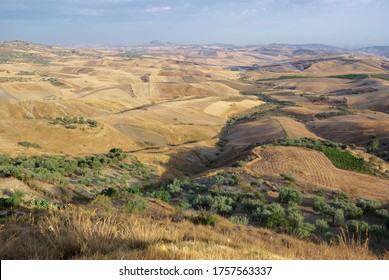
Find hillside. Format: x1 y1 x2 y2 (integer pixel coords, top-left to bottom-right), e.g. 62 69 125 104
0 41 389 260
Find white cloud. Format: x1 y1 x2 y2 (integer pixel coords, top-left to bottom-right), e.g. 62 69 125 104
145 6 171 13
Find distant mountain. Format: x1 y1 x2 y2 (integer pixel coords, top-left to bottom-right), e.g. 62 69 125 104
356 46 389 58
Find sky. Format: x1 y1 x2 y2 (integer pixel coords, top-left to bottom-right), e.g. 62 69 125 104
0 0 388 47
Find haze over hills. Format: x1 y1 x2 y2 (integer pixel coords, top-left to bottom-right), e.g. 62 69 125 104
0 40 389 260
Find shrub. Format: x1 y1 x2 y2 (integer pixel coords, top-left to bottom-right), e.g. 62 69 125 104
213 175 225 187
30 199 58 210
315 219 329 234
334 200 363 219
241 198 264 212
90 195 113 211
192 211 217 226
189 183 208 194
333 190 349 201
192 195 214 210
2 189 26 207
334 209 345 226
212 196 234 215
346 220 369 238
253 203 286 229
280 172 296 183
148 190 171 202
101 187 119 197
125 196 147 213
356 198 382 214
18 141 41 149
367 138 379 153
177 200 191 210
229 215 249 225
166 178 190 196
192 195 234 215
250 178 262 187
375 209 389 228
312 195 328 212
295 222 316 239
279 186 303 205
126 185 143 196
228 173 242 186
285 202 304 231
368 225 389 241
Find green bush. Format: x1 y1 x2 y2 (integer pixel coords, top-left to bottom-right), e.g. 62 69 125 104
212 196 234 215
241 198 264 212
252 203 286 229
126 185 143 196
280 173 296 183
189 183 208 194
192 195 214 210
312 195 329 212
18 141 41 149
228 173 242 186
285 202 304 231
192 211 217 226
356 198 382 214
346 220 369 238
375 209 389 228
279 186 303 205
125 196 147 213
148 190 171 202
368 225 389 241
333 200 363 219
101 187 119 197
334 209 345 226
367 138 379 153
315 219 329 234
229 215 249 225
295 222 316 239
0 189 26 208
250 178 262 187
192 194 234 215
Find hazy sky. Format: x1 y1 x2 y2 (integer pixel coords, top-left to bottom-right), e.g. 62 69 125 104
1 0 388 47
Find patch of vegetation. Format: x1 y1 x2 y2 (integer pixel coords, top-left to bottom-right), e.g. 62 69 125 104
50 116 98 128
0 51 49 64
244 92 296 106
47 77 65 86
314 108 353 119
328 74 369 80
257 75 313 81
372 75 389 81
256 137 375 175
30 199 59 210
17 71 35 75
125 195 147 213
232 155 257 167
280 173 296 183
0 189 26 208
18 141 41 149
229 215 249 225
367 138 379 153
251 203 286 229
355 198 382 214
279 186 302 205
122 50 143 60
0 149 151 195
192 211 217 226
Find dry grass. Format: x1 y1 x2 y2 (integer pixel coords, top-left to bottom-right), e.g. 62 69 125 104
0 206 384 260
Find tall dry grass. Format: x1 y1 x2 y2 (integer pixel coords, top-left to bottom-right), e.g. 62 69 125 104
0 206 385 260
